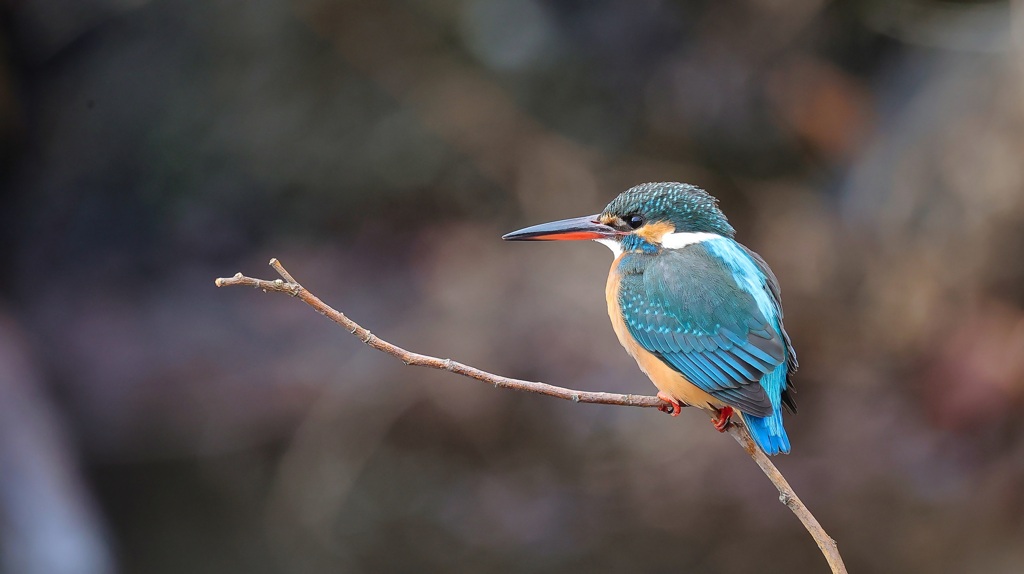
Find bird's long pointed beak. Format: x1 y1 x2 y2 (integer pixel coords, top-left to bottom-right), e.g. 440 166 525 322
502 214 619 241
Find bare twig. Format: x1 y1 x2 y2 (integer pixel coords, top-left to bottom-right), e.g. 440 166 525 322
725 423 846 574
216 258 847 574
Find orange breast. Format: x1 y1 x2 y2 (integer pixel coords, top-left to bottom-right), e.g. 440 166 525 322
605 257 724 412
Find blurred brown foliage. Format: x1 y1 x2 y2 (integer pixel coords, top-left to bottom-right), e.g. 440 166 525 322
1 0 1024 573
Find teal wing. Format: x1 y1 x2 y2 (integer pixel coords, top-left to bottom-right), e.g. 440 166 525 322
741 245 798 412
618 247 786 416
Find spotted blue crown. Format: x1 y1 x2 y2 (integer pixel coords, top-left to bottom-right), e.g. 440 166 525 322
602 182 735 237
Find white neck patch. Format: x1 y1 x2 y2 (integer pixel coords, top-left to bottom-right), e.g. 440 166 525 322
594 238 623 257
595 232 719 256
661 231 719 249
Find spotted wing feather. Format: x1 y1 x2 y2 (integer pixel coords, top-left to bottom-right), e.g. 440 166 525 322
618 248 785 417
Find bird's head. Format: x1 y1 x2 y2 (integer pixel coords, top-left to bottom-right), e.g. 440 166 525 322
503 182 734 254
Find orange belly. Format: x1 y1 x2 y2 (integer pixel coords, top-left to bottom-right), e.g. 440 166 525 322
605 259 724 413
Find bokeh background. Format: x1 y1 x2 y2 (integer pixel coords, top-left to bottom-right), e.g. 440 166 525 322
2 0 1024 572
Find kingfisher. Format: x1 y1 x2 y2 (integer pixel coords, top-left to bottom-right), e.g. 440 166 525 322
503 182 797 455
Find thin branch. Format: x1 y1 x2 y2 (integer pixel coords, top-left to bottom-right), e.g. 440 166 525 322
215 260 664 409
724 423 846 574
216 258 847 574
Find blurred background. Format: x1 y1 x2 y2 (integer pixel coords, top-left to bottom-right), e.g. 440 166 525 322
1 0 1024 572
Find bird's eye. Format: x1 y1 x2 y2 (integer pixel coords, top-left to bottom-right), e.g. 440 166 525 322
627 215 645 229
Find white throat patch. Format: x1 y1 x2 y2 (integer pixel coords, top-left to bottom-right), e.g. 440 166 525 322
661 231 719 249
594 238 623 257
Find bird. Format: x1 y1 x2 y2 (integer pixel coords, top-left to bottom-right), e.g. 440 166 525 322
502 182 797 455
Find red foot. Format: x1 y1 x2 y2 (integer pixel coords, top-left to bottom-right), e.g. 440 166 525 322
712 406 734 432
657 391 682 417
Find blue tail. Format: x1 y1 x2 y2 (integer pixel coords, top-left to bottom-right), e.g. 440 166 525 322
741 339 792 455
742 410 790 455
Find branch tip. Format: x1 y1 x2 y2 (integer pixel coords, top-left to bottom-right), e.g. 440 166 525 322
269 258 298 284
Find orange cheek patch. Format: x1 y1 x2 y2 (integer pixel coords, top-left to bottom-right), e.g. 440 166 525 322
636 221 675 244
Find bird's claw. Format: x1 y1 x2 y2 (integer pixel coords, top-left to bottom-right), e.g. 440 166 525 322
656 391 682 417
712 406 734 432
